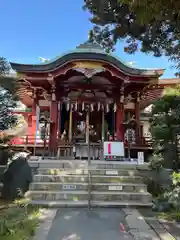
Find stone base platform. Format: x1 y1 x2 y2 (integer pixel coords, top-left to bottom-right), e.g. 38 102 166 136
26 158 151 207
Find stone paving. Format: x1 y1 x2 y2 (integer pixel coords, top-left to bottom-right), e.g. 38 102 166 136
33 209 57 240
160 221 180 240
145 218 176 240
46 208 133 240
123 208 159 240
33 208 180 240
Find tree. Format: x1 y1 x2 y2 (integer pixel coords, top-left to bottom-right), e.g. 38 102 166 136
83 0 180 75
0 57 18 165
149 86 180 171
0 57 18 134
0 57 17 94
0 91 18 131
0 57 10 75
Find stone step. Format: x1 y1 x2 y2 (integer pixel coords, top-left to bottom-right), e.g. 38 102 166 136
26 200 152 207
37 168 140 176
30 182 147 192
29 160 149 170
25 190 151 203
33 174 144 183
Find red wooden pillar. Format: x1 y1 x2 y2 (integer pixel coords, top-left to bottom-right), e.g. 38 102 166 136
135 93 141 143
49 87 58 155
31 91 37 138
57 102 61 138
116 94 124 141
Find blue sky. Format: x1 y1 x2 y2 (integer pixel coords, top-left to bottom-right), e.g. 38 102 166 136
0 0 177 78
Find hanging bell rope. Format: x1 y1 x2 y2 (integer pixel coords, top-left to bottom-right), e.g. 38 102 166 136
82 102 85 111
97 102 101 111
90 103 94 112
75 101 78 111
106 103 109 113
113 103 117 112
66 102 70 111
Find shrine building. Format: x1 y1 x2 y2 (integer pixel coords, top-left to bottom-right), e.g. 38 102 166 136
9 42 177 160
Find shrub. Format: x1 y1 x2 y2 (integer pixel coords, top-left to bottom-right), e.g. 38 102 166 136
165 172 180 210
149 153 163 170
0 202 40 239
146 178 164 197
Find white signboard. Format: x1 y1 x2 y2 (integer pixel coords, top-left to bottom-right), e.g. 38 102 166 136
63 185 76 190
108 186 123 191
106 170 118 175
138 152 144 164
104 141 124 157
72 146 76 153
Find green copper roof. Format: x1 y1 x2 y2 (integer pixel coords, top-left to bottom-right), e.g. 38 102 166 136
39 42 107 65
76 41 105 51
44 42 133 68
10 42 165 76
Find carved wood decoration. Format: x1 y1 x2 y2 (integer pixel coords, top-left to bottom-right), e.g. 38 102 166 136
73 61 105 78
73 68 105 78
73 61 104 69
124 94 133 105
15 59 158 108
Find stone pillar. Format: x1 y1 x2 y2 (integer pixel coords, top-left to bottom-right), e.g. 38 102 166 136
135 92 141 143
116 93 124 141
49 84 58 155
31 90 38 138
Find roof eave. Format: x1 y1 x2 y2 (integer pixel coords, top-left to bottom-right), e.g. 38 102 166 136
158 78 180 85
10 52 165 77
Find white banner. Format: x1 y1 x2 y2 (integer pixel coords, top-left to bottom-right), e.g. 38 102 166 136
104 141 124 157
138 152 144 164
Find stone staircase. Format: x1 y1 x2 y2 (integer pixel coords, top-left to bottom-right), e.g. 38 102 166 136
25 160 152 207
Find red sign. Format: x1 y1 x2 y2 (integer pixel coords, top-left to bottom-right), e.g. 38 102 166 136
108 143 111 154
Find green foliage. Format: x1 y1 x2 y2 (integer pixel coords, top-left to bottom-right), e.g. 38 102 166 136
0 58 10 76
0 76 18 95
149 153 164 170
25 108 32 112
0 202 40 240
0 166 6 181
0 57 18 94
0 91 18 131
165 172 180 210
172 171 180 186
146 177 164 197
83 0 180 75
149 85 180 171
168 212 180 222
0 57 18 145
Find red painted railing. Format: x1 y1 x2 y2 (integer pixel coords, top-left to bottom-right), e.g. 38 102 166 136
9 135 152 147
10 135 49 146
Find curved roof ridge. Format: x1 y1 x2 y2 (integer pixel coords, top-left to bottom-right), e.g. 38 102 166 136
39 48 107 65
39 47 162 72
10 44 165 76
